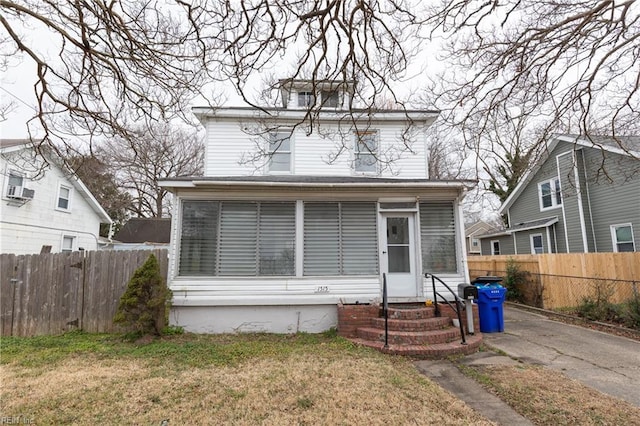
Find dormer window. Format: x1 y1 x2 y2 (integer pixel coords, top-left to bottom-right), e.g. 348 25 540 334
321 90 339 108
297 91 315 108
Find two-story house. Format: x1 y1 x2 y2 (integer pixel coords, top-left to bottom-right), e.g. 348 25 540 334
479 135 639 255
160 80 475 333
1 140 112 254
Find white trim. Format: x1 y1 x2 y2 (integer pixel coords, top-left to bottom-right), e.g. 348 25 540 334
545 226 553 253
513 233 518 255
456 199 470 283
578 149 598 252
530 233 544 254
295 200 304 277
568 150 589 252
610 223 636 253
556 154 571 253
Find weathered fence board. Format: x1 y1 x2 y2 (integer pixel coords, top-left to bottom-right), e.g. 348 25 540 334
468 253 640 309
1 249 168 336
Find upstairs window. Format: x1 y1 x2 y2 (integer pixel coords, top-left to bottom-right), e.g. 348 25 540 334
538 178 562 210
6 172 24 197
57 184 72 211
297 91 315 108
354 131 378 173
321 90 339 108
268 132 292 173
611 224 635 252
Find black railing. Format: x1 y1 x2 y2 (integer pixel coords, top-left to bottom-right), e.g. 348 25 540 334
425 273 466 345
382 273 389 348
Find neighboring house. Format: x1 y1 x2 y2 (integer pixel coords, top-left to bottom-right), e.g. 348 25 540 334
479 134 640 255
108 218 171 250
464 220 500 256
160 79 475 333
1 140 112 255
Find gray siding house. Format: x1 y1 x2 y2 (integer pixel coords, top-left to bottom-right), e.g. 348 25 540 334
479 135 639 255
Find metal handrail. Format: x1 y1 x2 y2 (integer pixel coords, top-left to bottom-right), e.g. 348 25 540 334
382 273 389 348
425 273 466 345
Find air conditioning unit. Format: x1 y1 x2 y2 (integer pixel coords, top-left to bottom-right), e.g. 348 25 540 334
7 186 35 200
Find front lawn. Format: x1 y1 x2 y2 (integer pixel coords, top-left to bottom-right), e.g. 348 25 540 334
0 331 490 425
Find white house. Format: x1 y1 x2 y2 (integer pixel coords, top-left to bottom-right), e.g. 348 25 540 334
1 140 112 255
160 80 475 333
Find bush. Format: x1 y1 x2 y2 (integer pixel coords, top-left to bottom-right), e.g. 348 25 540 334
114 254 172 335
623 294 640 329
504 258 527 302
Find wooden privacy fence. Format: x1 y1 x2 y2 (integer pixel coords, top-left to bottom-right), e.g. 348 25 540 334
468 253 640 309
0 249 168 337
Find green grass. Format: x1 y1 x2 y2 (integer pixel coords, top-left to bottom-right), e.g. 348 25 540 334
0 329 362 369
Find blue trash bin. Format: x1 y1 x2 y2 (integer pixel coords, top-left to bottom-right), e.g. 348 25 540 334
472 277 507 333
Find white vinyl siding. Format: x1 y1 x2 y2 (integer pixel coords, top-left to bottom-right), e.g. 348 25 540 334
419 201 457 273
303 202 378 276
179 201 296 276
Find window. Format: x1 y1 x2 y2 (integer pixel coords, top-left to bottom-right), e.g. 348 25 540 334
321 90 339 108
471 238 479 248
531 234 544 254
6 172 24 197
61 236 75 252
57 185 72 210
297 91 315 107
611 224 635 252
303 202 378 275
354 131 378 173
538 178 562 210
420 202 457 273
179 201 295 276
491 240 501 255
268 132 291 173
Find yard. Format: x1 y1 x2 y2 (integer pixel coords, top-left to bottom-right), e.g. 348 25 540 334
0 331 488 425
2 331 639 425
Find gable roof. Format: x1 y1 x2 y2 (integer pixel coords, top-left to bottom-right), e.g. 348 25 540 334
1 139 112 224
499 134 640 214
465 220 501 237
113 218 171 243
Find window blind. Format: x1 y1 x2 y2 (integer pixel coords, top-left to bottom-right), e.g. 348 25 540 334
419 201 457 274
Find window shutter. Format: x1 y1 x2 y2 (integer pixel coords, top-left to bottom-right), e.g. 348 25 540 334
304 202 340 275
259 202 296 275
179 201 219 276
420 202 457 273
218 202 258 275
341 202 378 274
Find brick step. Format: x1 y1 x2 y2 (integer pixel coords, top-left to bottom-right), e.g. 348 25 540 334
370 316 451 331
356 327 460 345
348 333 483 359
387 306 436 320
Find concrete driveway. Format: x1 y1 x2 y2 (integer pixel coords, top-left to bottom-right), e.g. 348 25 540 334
484 305 640 407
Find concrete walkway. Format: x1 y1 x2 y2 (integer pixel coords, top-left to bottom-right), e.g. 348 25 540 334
416 305 640 425
484 305 640 407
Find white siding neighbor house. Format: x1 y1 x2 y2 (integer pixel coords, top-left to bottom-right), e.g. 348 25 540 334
161 80 474 333
1 140 112 255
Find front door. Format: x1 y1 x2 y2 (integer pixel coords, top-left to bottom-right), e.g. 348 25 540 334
382 214 418 298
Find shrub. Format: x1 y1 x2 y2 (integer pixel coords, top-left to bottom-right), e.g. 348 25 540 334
623 294 640 329
114 254 172 335
504 258 527 302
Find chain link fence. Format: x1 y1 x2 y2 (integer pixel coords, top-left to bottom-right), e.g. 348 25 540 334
469 268 640 330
